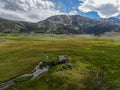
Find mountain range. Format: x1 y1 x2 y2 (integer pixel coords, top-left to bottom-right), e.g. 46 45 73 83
0 15 119 35
98 17 120 25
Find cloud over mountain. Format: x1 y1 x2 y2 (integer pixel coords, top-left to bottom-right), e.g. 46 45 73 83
79 0 120 18
1 0 54 11
0 0 119 22
0 0 77 22
0 0 60 22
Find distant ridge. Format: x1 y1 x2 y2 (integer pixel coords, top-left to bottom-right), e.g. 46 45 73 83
98 17 120 25
0 15 119 35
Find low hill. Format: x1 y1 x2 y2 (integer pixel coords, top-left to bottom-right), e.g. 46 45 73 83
0 18 25 33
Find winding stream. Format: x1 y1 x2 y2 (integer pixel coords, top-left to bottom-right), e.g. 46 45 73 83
0 52 49 90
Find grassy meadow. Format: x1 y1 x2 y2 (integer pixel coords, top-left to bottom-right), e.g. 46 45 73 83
0 35 120 90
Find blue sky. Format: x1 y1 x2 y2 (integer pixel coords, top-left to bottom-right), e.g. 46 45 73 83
0 0 120 22
51 0 120 19
51 0 100 18
51 0 81 12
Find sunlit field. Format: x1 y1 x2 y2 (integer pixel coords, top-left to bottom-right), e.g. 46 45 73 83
0 35 120 90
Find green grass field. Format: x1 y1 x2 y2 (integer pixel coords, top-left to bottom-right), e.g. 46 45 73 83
0 35 120 90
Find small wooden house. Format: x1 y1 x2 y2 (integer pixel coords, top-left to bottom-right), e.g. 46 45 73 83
58 55 69 63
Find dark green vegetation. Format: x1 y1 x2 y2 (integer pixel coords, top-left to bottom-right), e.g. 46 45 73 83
0 15 119 35
0 35 120 90
103 28 120 36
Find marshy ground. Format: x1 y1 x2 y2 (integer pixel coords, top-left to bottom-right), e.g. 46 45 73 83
0 35 120 90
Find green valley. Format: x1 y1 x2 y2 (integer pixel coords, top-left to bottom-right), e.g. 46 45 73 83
0 35 120 90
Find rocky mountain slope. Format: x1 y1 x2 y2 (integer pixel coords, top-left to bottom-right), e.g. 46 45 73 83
98 17 120 26
0 15 119 35
0 18 38 33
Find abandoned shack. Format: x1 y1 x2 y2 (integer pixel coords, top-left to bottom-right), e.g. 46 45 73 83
58 55 69 63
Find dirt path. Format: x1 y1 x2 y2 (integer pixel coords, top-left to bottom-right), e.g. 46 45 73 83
0 52 49 90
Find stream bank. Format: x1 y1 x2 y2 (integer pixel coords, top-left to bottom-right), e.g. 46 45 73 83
0 52 49 90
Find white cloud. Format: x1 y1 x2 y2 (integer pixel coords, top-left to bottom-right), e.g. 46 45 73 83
67 10 78 15
78 0 120 18
0 8 66 22
0 0 77 22
1 0 54 11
